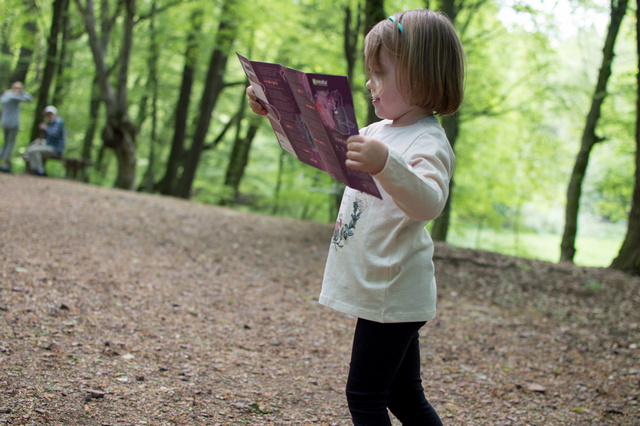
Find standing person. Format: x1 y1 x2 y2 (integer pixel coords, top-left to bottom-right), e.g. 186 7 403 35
247 9 465 425
25 106 66 176
0 81 33 173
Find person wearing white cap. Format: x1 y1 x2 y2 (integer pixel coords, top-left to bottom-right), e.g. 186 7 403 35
24 105 66 176
0 81 33 173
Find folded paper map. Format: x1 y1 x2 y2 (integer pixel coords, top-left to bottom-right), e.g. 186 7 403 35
237 52 381 199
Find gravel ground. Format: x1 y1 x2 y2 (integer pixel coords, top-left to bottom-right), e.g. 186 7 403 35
1 173 639 425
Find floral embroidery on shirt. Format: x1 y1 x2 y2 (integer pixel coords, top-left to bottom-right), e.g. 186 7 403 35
332 193 367 249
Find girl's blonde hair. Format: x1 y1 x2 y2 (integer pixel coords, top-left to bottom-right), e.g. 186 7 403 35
364 9 465 116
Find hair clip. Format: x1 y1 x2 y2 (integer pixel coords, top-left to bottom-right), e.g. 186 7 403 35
388 16 403 33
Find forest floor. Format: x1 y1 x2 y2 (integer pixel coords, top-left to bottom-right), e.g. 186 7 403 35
0 173 639 425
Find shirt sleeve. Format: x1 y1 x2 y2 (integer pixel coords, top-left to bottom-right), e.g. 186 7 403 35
0 92 33 103
372 133 454 222
1 92 16 103
19 92 33 102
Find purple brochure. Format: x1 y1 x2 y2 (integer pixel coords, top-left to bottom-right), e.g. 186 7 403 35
237 52 381 199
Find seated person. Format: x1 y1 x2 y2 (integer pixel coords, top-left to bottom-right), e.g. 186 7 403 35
24 105 65 176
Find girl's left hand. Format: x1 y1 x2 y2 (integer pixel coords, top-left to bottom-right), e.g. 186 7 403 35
246 86 268 116
345 135 388 175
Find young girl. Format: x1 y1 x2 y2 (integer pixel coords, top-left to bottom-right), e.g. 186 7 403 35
248 9 464 425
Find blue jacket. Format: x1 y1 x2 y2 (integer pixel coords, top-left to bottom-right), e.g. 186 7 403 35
44 116 66 157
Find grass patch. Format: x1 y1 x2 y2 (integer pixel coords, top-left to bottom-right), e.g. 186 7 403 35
446 224 623 267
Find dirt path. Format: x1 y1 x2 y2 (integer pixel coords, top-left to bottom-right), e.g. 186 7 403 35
1 174 638 425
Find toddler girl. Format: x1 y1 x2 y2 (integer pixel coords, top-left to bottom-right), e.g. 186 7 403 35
248 9 465 425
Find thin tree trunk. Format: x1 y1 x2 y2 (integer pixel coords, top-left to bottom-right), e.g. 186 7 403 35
0 21 12 88
176 0 239 199
141 0 159 193
112 0 137 189
10 45 34 89
344 2 362 89
610 2 640 273
157 8 203 196
10 0 38 84
76 0 137 189
560 0 628 262
337 3 363 212
52 0 72 107
134 76 149 131
272 150 287 215
81 76 100 165
363 0 385 125
224 95 260 203
431 113 459 241
430 0 460 242
30 0 68 142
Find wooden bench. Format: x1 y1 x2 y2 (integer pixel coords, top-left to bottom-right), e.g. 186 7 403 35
23 155 92 181
61 158 92 180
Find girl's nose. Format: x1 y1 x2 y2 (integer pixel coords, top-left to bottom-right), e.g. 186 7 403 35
366 79 371 90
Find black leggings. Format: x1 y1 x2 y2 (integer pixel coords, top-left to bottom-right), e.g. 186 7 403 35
346 318 442 426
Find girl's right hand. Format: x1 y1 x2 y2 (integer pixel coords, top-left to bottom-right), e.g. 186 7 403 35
246 86 268 116
346 135 388 175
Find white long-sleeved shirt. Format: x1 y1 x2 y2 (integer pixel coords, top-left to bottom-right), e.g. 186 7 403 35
319 116 455 323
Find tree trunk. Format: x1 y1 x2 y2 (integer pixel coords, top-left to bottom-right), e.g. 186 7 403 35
10 0 38 84
338 3 363 211
107 125 136 188
344 3 362 88
560 0 628 262
1 0 36 88
30 0 68 142
11 45 34 88
76 0 137 189
112 0 137 189
81 76 100 165
272 150 287 215
156 8 203 196
431 113 459 241
224 96 260 203
141 0 159 193
176 0 239 199
363 0 385 125
52 0 72 107
224 120 260 202
610 159 640 272
0 22 12 89
430 0 460 242
610 3 640 274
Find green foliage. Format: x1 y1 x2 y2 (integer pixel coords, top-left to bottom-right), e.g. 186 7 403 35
586 143 634 221
452 3 569 234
